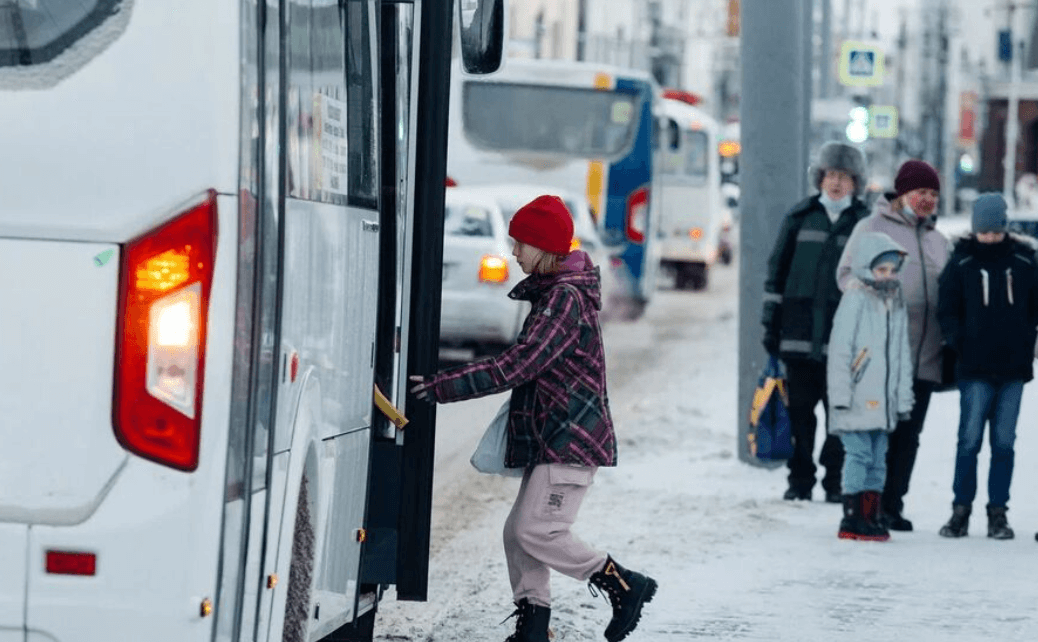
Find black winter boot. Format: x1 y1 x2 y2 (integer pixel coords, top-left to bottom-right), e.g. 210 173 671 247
939 504 971 538
838 493 888 541
986 505 1015 540
588 556 657 642
862 491 890 540
783 485 811 501
503 598 550 642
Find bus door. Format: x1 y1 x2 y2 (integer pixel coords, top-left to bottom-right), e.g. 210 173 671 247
216 1 382 640
268 0 381 638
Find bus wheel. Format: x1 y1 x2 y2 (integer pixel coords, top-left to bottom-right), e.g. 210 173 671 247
283 476 315 642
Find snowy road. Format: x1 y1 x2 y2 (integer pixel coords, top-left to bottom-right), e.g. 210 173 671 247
374 259 1038 642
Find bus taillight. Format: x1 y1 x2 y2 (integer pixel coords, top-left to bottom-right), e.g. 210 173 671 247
625 186 649 244
113 191 218 472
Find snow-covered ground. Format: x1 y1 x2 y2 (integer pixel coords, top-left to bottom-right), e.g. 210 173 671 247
374 259 1038 642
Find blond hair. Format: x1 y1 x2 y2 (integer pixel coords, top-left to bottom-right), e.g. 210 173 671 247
531 248 565 275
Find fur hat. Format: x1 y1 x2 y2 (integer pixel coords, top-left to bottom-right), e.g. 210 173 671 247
894 159 940 198
508 195 574 255
811 142 867 196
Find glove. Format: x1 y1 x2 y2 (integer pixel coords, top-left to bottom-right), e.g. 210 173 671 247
897 411 911 422
762 330 780 355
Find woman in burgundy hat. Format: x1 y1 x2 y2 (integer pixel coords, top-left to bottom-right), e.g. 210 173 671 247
410 195 656 642
836 159 951 532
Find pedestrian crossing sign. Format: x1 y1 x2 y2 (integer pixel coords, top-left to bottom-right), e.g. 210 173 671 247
868 106 898 138
839 41 885 87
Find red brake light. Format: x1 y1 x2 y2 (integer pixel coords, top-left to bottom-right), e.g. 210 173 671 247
46 551 97 576
113 190 218 471
626 186 649 244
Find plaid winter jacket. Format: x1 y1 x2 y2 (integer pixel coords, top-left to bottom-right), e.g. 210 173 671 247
429 251 617 468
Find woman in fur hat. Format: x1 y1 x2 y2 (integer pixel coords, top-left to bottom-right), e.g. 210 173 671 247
761 141 870 503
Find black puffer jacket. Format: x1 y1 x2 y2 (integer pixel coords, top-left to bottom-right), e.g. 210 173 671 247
937 235 1038 383
762 194 869 361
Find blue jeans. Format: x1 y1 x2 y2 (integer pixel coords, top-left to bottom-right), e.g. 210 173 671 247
952 379 1023 508
839 431 888 495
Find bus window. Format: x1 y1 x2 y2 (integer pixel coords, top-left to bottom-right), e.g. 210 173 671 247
0 0 124 67
0 0 131 89
684 130 708 178
462 82 640 160
286 0 377 208
659 118 683 176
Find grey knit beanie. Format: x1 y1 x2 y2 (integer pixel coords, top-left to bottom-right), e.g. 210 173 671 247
971 193 1008 233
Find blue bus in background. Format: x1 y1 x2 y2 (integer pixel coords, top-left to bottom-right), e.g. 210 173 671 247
447 58 661 319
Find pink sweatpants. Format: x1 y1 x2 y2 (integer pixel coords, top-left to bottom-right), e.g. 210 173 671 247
502 463 608 607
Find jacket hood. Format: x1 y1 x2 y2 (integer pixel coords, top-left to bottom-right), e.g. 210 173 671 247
509 250 603 310
874 193 937 230
850 232 909 283
952 233 1037 260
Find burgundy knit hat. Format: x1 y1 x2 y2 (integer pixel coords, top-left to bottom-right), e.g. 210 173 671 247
894 160 940 198
508 195 574 255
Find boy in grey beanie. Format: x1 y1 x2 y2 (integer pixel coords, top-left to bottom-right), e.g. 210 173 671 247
936 192 1038 540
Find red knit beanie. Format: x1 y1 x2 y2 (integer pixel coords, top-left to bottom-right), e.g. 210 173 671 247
894 160 940 198
508 195 574 255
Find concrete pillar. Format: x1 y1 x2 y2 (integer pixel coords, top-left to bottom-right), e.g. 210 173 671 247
738 0 812 464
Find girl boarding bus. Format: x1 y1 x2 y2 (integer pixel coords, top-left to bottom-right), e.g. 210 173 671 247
446 58 662 318
0 0 501 640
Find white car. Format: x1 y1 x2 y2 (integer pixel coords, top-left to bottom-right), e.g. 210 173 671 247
440 187 529 354
474 183 624 318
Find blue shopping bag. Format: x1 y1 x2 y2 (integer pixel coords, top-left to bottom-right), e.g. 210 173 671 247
748 355 794 460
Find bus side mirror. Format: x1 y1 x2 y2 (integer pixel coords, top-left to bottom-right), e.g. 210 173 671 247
459 0 505 74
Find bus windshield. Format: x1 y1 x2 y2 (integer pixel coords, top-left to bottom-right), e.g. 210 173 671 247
463 81 640 159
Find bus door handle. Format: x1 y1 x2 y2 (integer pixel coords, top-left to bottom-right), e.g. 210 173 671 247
362 219 379 233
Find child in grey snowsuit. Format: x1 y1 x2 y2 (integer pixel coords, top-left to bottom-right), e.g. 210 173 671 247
827 232 914 541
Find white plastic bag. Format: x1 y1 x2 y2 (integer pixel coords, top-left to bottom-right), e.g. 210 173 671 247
470 400 524 477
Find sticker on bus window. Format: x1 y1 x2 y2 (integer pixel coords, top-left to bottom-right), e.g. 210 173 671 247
313 93 349 197
611 101 633 125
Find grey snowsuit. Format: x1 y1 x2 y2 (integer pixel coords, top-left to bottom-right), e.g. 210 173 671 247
828 233 915 494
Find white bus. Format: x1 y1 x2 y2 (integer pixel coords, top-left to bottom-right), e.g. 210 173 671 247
0 1 501 641
654 92 728 290
446 57 663 318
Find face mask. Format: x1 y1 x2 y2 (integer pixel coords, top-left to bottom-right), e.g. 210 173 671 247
864 278 900 293
820 192 851 213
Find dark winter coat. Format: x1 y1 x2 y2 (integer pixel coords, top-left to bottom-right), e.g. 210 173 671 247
937 235 1038 383
762 194 869 361
429 251 617 468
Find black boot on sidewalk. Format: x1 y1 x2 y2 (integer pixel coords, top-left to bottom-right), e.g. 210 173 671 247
503 598 550 642
862 491 890 540
838 493 888 541
588 556 657 642
939 504 971 538
987 505 1015 540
